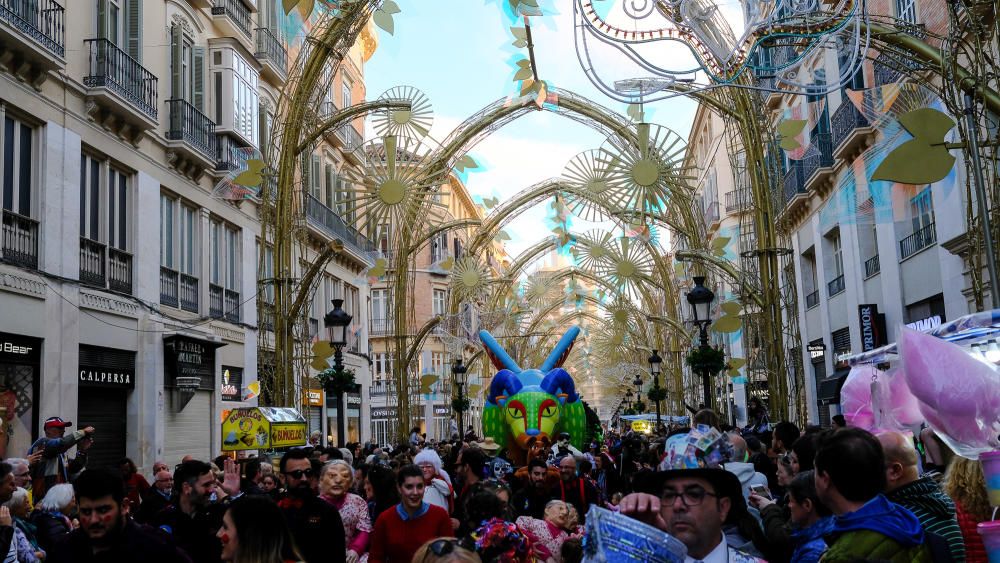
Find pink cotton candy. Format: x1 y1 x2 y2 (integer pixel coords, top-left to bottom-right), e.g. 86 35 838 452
884 367 924 427
899 327 1000 457
840 364 877 430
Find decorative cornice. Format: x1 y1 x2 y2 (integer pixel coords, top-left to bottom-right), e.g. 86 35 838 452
80 290 140 317
210 322 246 343
0 270 46 298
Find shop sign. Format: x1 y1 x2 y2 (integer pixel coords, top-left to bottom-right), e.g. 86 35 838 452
164 335 224 389
221 367 243 402
807 343 826 360
222 407 307 451
0 333 40 363
303 389 323 407
78 369 134 389
906 315 942 331
78 345 136 390
347 394 362 406
631 420 652 434
371 406 398 419
857 304 887 352
433 404 450 416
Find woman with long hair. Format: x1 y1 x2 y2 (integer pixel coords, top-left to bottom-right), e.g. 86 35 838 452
361 463 399 528
943 456 990 562
318 460 372 563
217 495 302 563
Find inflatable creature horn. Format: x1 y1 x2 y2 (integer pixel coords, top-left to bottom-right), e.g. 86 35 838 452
479 330 522 373
540 327 582 372
539 368 580 404
487 369 523 406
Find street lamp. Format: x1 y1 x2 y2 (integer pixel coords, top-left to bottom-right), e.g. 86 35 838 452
648 349 663 430
451 357 467 437
686 276 716 409
324 298 352 447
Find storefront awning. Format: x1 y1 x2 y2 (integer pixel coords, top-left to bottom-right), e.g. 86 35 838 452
222 407 307 451
817 369 850 406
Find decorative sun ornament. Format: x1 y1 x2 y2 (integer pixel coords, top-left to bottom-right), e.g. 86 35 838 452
598 123 695 215
348 135 444 236
562 149 618 221
449 256 492 303
592 325 634 363
604 296 640 331
570 229 615 273
523 272 561 305
596 236 654 299
373 86 434 139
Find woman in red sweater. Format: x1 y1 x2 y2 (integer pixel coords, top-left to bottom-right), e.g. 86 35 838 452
370 465 453 563
943 456 990 562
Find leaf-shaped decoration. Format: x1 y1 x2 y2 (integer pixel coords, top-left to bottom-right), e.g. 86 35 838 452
627 103 644 122
719 300 742 316
514 66 533 81
777 119 807 151
710 237 731 251
712 315 742 333
296 0 315 19
520 79 541 97
381 0 401 14
495 230 512 241
535 82 548 109
368 258 387 278
439 257 455 271
871 108 957 184
726 357 746 377
373 9 394 34
310 341 333 371
511 26 528 48
233 159 265 187
419 373 440 394
467 384 481 397
283 0 301 14
455 155 478 173
674 263 686 277
482 196 499 209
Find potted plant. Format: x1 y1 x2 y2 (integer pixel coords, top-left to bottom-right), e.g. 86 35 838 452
685 346 727 375
318 367 356 395
451 397 471 413
647 386 668 403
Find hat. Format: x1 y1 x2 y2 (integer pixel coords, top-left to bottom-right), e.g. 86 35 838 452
476 437 502 452
43 417 72 430
633 467 747 523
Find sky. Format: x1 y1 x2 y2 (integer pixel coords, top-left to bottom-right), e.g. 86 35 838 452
362 0 698 261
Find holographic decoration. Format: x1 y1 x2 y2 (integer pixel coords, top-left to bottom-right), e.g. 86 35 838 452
212 147 264 200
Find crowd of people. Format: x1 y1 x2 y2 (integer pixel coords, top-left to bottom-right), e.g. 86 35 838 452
0 406 990 562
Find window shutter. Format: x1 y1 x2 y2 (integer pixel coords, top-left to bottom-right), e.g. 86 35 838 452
301 152 311 193
311 155 321 198
97 0 108 40
324 164 334 208
170 24 182 101
125 0 142 61
193 46 206 112
259 107 270 158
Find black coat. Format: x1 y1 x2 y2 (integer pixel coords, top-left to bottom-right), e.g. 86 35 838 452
29 510 71 552
276 489 346 563
47 520 192 563
134 490 171 524
150 502 226 563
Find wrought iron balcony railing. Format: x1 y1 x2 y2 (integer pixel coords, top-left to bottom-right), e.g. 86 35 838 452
864 254 880 278
783 160 806 204
335 122 363 152
801 132 833 184
1 210 38 269
160 266 199 312
83 38 158 120
160 267 179 308
370 317 394 336
724 189 751 213
254 27 287 77
210 283 242 322
0 0 64 57
304 193 376 254
166 98 218 161
899 222 937 260
831 100 870 155
805 290 819 309
212 0 252 38
79 238 106 287
827 274 845 297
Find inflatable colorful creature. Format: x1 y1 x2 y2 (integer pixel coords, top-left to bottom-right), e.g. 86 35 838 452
480 327 587 465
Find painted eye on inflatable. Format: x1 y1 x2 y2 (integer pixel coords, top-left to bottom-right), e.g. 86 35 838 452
540 404 557 418
508 406 525 419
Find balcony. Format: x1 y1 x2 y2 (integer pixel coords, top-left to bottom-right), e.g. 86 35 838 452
160 266 199 313
827 274 845 297
831 100 873 161
370 318 392 336
304 193 377 257
166 98 218 176
1 210 37 269
0 0 64 87
724 190 751 214
899 222 937 260
83 38 158 141
782 161 806 205
209 284 241 323
805 290 819 309
216 133 242 173
79 238 105 287
254 27 287 83
703 201 720 228
801 132 834 191
334 122 364 159
211 0 252 40
864 255 880 278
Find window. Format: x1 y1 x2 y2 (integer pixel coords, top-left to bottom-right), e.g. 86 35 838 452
324 163 335 208
376 223 392 254
895 0 917 24
828 230 843 279
345 283 359 350
80 154 129 250
341 76 352 110
910 187 934 232
258 241 274 303
374 352 393 381
210 219 240 290
1 114 34 217
302 152 321 200
211 48 260 146
336 176 353 222
432 288 446 316
431 232 448 263
430 352 446 376
160 194 198 276
372 289 388 325
170 25 204 110
97 0 141 60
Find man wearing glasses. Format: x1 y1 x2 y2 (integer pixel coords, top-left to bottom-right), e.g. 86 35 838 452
621 467 763 562
135 469 173 523
276 449 346 563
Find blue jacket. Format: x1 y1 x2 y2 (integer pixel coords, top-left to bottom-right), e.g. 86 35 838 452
821 495 931 562
790 516 832 563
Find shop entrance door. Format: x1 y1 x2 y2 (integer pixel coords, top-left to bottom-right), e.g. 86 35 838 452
77 387 127 470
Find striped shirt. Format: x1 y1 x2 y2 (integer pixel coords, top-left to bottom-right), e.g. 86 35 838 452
888 476 966 562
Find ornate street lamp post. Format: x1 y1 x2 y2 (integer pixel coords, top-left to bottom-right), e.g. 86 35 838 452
451 358 468 437
686 276 716 409
324 299 352 447
648 349 663 430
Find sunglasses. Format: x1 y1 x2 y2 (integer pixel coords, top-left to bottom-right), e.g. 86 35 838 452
284 469 313 479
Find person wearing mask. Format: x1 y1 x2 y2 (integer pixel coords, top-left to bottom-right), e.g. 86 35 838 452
216 495 302 563
878 431 965 562
118 457 150 509
4 487 42 562
276 448 346 563
27 418 93 500
943 456 990 562
46 469 189 562
620 467 764 562
369 465 452 563
553 456 597 525
515 500 571 562
512 459 552 519
814 428 934 562
151 459 241 563
319 460 371 563
136 469 173 523
414 449 453 513
29 484 75 552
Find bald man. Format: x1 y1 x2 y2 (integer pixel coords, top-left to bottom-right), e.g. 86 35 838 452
877 431 965 562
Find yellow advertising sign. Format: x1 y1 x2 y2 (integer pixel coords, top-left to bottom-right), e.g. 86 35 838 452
631 420 652 434
222 407 307 451
303 388 323 407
